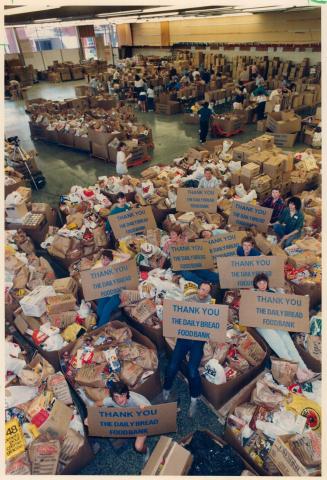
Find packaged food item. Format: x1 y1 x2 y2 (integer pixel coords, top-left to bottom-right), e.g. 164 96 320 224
29 439 61 475
237 332 266 366
5 418 26 461
6 452 31 475
47 373 73 405
104 347 121 374
288 430 321 467
285 393 321 432
204 359 226 385
271 357 298 386
227 348 250 373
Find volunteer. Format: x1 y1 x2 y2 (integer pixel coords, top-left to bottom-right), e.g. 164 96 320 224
162 226 183 254
89 76 99 96
272 196 304 248
239 66 249 83
116 142 132 176
255 73 264 87
92 381 151 462
138 89 147 112
134 75 144 98
9 78 21 100
146 84 155 111
251 84 268 121
262 188 285 224
199 227 228 239
198 102 213 144
252 273 315 382
198 167 220 189
236 236 261 256
163 282 212 417
105 192 132 241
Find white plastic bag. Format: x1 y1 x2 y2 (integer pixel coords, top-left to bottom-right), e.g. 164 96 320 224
204 359 226 385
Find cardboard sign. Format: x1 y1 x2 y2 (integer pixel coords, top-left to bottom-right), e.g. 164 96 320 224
80 259 138 301
5 418 25 461
204 231 247 259
217 256 285 289
87 402 177 438
228 200 272 232
239 290 309 333
169 241 214 270
163 299 228 342
108 206 156 238
176 188 219 213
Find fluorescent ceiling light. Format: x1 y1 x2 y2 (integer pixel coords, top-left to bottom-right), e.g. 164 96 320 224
218 12 253 16
96 10 144 17
142 11 179 16
34 17 60 23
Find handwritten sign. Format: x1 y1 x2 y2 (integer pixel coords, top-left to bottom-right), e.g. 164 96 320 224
176 188 219 213
80 259 138 301
163 299 228 342
228 200 272 232
169 241 214 270
108 206 156 238
217 256 285 288
87 402 177 437
239 290 309 333
204 231 247 259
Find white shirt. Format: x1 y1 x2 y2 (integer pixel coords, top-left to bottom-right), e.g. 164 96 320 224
135 79 144 88
116 150 128 175
192 71 200 80
147 88 154 98
198 176 220 189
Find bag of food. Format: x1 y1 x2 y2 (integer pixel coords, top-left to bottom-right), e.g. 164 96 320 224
131 299 157 323
288 430 321 467
29 439 61 475
120 290 141 307
200 342 214 366
106 325 132 343
59 428 85 470
75 363 107 388
51 236 72 256
93 225 108 248
237 332 266 366
251 377 288 409
84 386 109 402
120 361 144 387
271 356 298 386
212 342 230 364
234 403 257 424
132 345 158 371
13 266 29 289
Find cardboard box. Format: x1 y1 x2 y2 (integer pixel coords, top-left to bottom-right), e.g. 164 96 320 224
5 179 26 198
31 203 56 225
45 129 59 144
256 120 267 132
270 132 297 148
250 174 272 193
142 436 192 475
266 111 301 133
269 435 311 476
246 150 271 168
5 201 28 221
262 157 283 179
254 134 274 150
46 294 76 314
231 171 241 186
74 136 91 152
241 163 260 179
87 129 118 146
52 277 78 296
91 142 109 160
20 285 56 317
57 131 75 147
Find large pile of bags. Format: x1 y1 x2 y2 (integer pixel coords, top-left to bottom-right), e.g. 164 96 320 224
5 337 92 475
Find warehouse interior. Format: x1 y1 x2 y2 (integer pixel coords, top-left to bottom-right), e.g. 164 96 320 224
4 1 322 477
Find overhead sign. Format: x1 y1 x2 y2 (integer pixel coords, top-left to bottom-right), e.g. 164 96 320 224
228 200 272 232
239 290 309 333
217 255 285 289
169 241 214 270
176 188 219 213
163 299 228 342
108 206 156 238
87 402 177 437
80 259 139 301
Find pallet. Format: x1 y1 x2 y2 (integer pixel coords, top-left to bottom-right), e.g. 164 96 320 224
211 126 244 138
127 154 151 167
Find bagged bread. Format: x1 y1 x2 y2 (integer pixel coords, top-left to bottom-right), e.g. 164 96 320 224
132 345 158 371
120 361 144 387
237 332 266 366
271 356 298 386
75 363 107 388
84 386 109 402
106 325 132 343
58 428 85 470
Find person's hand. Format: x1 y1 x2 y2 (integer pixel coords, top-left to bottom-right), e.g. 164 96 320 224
95 400 103 407
139 404 148 410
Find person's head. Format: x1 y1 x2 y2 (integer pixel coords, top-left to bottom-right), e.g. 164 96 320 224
200 230 213 239
203 101 209 108
241 236 255 255
169 226 182 242
197 282 211 299
117 192 127 206
109 381 130 406
253 273 269 291
135 74 140 81
288 196 301 212
271 188 281 200
101 249 114 266
204 167 213 180
118 141 126 153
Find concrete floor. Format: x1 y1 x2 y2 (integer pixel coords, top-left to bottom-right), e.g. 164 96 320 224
5 79 309 206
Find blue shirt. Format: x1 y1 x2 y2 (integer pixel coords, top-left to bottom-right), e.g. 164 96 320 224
237 246 261 256
105 204 131 233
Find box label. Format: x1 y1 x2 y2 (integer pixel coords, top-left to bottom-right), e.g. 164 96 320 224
176 188 219 213
228 200 272 232
6 418 26 461
87 402 177 437
217 256 285 288
80 259 138 301
169 241 214 270
108 206 156 238
163 299 228 342
239 290 309 332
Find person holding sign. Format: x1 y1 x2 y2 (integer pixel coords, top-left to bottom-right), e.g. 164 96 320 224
162 226 183 254
252 273 315 382
236 236 261 257
105 193 132 238
116 143 132 176
272 196 304 248
91 381 151 462
163 282 212 418
261 188 285 224
198 167 221 189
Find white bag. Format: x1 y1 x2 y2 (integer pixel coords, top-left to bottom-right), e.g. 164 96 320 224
204 359 226 385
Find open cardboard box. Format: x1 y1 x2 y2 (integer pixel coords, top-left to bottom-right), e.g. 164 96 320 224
59 319 162 402
142 436 193 476
125 313 166 352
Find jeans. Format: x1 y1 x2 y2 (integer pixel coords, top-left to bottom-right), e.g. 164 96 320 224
147 97 154 110
256 328 307 369
176 269 219 286
97 294 121 327
164 338 205 398
273 223 301 247
199 121 209 143
256 101 266 120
